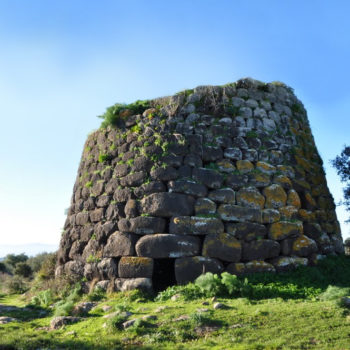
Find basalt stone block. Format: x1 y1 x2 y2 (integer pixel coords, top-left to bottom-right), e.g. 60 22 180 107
169 216 224 235
103 232 138 257
194 198 217 215
236 187 265 209
136 234 200 258
202 146 223 162
90 208 105 223
150 166 178 181
208 188 235 204
269 221 303 240
226 222 267 241
96 221 117 243
263 184 287 209
168 180 207 197
202 233 241 262
97 258 118 279
175 256 224 284
224 147 242 160
76 212 89 225
114 278 153 293
64 260 84 277
261 209 280 224
226 262 246 276
244 260 275 274
118 257 154 278
242 240 280 261
134 181 166 198
269 256 308 272
192 168 224 189
291 235 318 257
141 193 195 217
303 223 323 240
225 174 248 189
129 216 166 235
218 204 261 223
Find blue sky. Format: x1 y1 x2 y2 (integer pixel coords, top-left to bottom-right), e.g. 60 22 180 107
0 0 350 256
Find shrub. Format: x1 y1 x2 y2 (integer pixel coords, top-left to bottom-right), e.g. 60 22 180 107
98 100 151 128
27 252 53 273
53 283 82 316
195 272 223 296
30 289 53 308
4 253 28 269
5 275 28 294
14 262 32 278
319 285 350 301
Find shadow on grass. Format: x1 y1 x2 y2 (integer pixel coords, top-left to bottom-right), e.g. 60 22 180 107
0 303 50 321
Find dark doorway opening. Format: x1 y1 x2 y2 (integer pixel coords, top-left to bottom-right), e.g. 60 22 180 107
152 258 176 292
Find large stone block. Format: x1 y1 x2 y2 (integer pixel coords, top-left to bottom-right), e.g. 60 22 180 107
118 257 154 278
236 187 265 209
226 222 267 241
118 216 166 235
218 204 261 222
103 232 138 257
263 184 287 209
242 239 280 261
192 168 224 189
269 221 303 240
169 216 224 235
135 234 201 258
168 180 208 197
175 256 224 284
202 233 241 262
114 278 153 293
208 188 236 204
291 235 318 257
141 193 195 217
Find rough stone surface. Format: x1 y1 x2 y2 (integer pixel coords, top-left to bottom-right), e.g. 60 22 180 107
202 233 241 262
175 256 224 284
57 78 343 288
135 234 200 258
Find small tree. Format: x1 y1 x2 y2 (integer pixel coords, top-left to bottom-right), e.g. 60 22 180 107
332 145 350 221
14 262 32 278
4 253 28 269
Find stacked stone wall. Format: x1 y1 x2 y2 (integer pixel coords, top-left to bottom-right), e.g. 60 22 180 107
56 78 344 292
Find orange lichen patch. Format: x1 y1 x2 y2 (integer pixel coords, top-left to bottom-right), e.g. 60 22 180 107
298 209 316 222
236 160 254 173
287 189 301 208
305 192 317 208
293 178 311 191
263 184 287 209
216 159 236 173
294 155 312 172
203 233 241 251
119 256 153 266
236 187 265 209
269 221 303 240
256 161 276 175
273 175 292 189
279 206 298 220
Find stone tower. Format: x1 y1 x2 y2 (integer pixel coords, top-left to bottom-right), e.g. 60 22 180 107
56 78 344 292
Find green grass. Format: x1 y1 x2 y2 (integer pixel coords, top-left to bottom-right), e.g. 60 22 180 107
1 255 350 349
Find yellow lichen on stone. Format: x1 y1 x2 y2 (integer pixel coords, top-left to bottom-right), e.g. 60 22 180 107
287 189 301 208
216 159 236 172
294 155 312 172
298 209 316 222
256 161 276 175
273 175 292 189
236 187 265 209
276 165 295 178
120 256 152 266
269 220 303 240
249 172 271 186
279 206 298 220
263 184 287 209
236 160 254 173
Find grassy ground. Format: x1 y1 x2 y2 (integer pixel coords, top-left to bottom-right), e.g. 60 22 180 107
1 255 350 350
